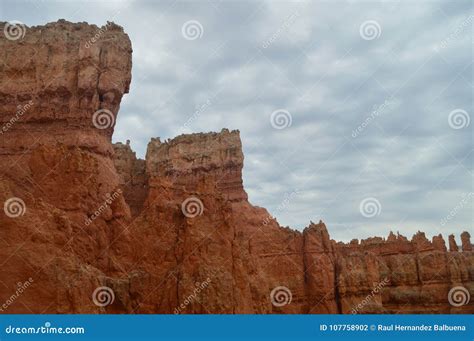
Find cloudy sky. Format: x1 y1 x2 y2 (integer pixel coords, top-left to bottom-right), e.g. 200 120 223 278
2 0 472 241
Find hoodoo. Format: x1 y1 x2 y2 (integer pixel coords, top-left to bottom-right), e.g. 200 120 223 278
0 21 472 314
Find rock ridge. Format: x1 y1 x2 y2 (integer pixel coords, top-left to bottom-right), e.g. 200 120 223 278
0 20 472 314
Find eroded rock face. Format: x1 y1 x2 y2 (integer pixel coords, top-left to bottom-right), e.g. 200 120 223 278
0 20 473 314
145 130 248 202
336 232 473 313
0 19 132 213
113 141 148 216
0 20 132 314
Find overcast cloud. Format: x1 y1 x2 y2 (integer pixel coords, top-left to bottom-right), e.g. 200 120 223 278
2 0 472 241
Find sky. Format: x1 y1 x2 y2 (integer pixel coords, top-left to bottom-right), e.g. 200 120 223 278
1 0 472 242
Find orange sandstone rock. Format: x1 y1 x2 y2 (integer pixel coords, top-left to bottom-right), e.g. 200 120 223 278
0 20 472 315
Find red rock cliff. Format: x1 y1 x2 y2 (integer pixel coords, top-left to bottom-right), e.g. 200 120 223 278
0 21 472 314
0 20 132 313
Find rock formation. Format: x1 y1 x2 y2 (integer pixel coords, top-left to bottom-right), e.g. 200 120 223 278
461 232 472 252
0 20 473 314
0 19 133 313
